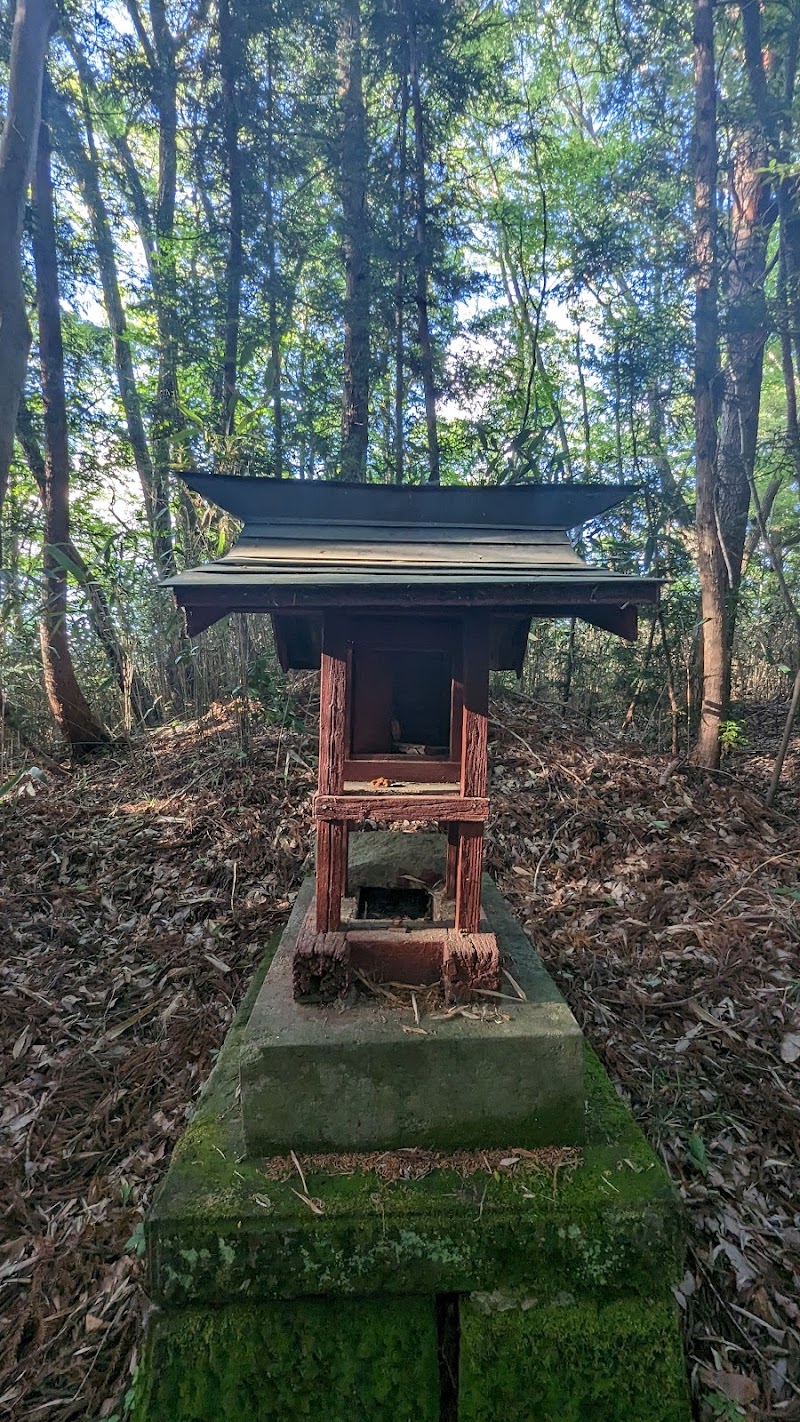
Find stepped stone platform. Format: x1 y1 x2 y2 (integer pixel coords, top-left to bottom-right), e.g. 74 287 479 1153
134 884 690 1421
239 841 584 1153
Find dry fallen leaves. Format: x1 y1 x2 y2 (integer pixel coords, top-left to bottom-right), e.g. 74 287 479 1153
0 691 797 1422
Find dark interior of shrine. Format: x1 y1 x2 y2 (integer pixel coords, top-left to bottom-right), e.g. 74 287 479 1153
350 648 453 757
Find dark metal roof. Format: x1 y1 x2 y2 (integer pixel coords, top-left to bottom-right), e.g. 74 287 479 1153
178 471 640 530
165 474 660 640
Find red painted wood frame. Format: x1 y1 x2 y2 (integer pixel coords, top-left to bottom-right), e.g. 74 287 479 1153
316 620 348 932
342 616 463 784
454 612 489 932
314 612 491 935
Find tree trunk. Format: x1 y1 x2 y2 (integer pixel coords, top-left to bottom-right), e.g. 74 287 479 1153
338 0 370 481
265 14 284 474
17 399 159 726
219 0 243 438
47 81 168 572
32 121 109 754
0 0 53 522
149 0 181 574
394 71 409 485
406 0 439 483
715 112 776 672
693 0 725 769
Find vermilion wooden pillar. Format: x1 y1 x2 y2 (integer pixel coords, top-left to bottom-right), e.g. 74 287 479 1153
455 612 489 932
316 619 348 932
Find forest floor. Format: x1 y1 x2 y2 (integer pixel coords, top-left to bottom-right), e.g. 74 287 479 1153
0 688 798 1422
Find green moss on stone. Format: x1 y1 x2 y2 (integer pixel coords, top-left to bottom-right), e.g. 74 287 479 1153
148 1028 683 1307
133 1297 439 1422
459 1295 690 1422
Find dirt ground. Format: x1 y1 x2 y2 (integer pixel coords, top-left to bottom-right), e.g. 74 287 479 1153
1 690 798 1421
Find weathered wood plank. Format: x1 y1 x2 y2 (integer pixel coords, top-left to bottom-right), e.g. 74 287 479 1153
315 794 488 822
315 820 347 932
454 821 484 932
318 619 348 796
347 929 445 985
443 929 500 1002
343 757 461 784
461 611 489 798
292 913 351 1001
446 822 459 898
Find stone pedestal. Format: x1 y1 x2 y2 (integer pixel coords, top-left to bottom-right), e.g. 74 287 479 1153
239 861 584 1154
134 911 689 1420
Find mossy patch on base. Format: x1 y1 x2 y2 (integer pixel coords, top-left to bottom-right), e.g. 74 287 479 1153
133 1297 439 1422
459 1295 689 1422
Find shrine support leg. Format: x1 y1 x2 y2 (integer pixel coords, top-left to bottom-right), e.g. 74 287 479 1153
316 618 348 933
315 820 348 933
454 822 484 932
455 613 489 933
446 822 459 898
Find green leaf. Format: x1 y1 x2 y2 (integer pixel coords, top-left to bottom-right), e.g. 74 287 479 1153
0 770 26 802
773 886 800 901
44 544 87 581
125 1221 146 1256
687 1132 708 1176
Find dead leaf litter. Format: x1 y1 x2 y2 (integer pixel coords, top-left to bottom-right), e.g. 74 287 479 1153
0 691 798 1420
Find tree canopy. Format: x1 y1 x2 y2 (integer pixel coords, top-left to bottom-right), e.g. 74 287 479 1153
0 0 798 772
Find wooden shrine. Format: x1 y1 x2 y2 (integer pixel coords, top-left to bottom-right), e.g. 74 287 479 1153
167 474 660 1003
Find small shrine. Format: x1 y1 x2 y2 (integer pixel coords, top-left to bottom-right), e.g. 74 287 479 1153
134 475 689 1422
168 474 659 1015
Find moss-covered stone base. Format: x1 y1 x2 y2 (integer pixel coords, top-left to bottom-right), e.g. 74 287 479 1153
134 913 690 1421
133 1297 439 1422
460 1296 689 1422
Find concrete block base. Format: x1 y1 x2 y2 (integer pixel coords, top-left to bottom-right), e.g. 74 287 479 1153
240 859 584 1153
134 962 689 1420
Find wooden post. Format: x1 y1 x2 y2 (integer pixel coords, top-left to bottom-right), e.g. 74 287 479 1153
446 821 459 898
316 618 348 932
455 612 489 931
315 820 348 932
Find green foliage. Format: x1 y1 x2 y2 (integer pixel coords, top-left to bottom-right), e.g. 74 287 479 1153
1 0 799 750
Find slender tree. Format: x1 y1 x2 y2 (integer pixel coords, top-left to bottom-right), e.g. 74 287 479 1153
338 0 371 481
31 119 109 753
0 0 53 524
693 0 725 768
219 0 243 438
405 0 440 483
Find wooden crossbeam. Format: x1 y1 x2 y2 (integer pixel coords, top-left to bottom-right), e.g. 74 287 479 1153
315 794 488 823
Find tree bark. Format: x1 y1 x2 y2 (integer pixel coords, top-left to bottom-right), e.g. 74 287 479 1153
714 0 778 672
394 71 409 485
32 121 109 754
46 81 169 572
0 0 53 523
406 0 440 483
338 0 370 481
139 0 181 574
219 0 243 438
265 12 283 474
17 399 159 726
693 0 725 768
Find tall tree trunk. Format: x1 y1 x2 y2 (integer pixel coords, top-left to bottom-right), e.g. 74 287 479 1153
713 0 778 677
32 121 109 754
17 399 159 726
406 0 439 483
338 0 370 481
693 0 725 768
47 81 169 573
0 0 53 523
265 13 283 475
147 0 182 573
715 135 773 667
219 0 242 438
394 71 409 485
